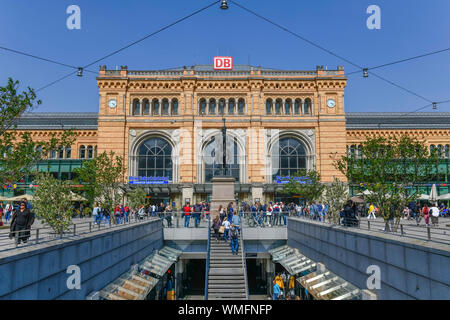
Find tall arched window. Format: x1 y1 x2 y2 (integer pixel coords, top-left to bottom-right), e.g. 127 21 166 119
152 99 159 115
79 145 86 159
50 149 57 159
162 99 169 115
204 137 240 182
294 99 301 115
266 99 273 114
143 99 150 115
272 137 307 181
218 99 225 115
137 137 173 181
275 99 282 114
132 99 141 115
209 99 216 114
87 146 93 159
171 99 178 115
437 145 444 158
304 98 312 115
199 98 207 115
445 145 449 159
285 99 292 115
58 146 64 159
238 99 245 114
65 146 72 159
228 99 235 114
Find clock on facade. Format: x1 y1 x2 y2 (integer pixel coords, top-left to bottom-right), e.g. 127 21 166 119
327 99 336 108
108 99 117 108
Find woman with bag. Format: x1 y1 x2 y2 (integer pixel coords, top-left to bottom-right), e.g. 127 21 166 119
212 216 221 242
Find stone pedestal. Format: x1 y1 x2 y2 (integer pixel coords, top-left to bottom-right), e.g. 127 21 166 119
210 177 236 218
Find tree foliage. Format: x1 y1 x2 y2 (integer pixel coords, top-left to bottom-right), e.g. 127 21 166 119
127 186 147 211
33 173 73 235
0 78 75 183
74 151 126 221
282 169 325 204
334 135 439 228
321 177 348 224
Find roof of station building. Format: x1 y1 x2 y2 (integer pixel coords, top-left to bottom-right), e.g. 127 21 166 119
10 112 450 130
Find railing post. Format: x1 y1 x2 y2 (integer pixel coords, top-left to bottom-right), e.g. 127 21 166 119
400 224 404 236
427 226 431 240
89 222 92 233
368 220 370 231
35 228 40 244
73 224 76 236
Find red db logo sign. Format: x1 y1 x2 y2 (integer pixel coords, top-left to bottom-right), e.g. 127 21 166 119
213 56 233 70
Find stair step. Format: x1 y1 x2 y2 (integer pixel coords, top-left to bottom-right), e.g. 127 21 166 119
208 280 246 285
208 288 246 293
208 284 246 289
209 268 244 276
208 276 245 280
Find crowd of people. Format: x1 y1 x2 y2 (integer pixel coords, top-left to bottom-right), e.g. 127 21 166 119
272 272 298 300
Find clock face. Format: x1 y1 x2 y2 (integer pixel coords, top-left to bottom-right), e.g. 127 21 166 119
327 99 336 108
108 99 117 108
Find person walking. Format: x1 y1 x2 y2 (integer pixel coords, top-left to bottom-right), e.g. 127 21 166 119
367 203 376 219
92 203 101 225
423 204 430 226
5 201 12 223
183 203 191 228
229 224 239 255
218 205 226 223
430 204 440 227
9 202 35 247
212 216 221 242
222 217 231 242
232 211 241 234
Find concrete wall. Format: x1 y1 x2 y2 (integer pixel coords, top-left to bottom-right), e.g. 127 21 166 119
287 218 450 300
0 219 163 300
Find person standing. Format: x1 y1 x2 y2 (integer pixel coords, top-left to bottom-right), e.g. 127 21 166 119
229 224 239 255
367 203 376 219
165 205 173 227
9 202 35 247
183 203 191 228
222 217 230 242
232 211 241 234
5 201 12 223
272 280 281 300
430 204 440 227
218 205 226 223
212 216 221 242
92 203 101 225
423 204 430 226
0 203 3 224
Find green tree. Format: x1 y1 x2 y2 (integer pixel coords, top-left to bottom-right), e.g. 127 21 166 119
282 169 325 205
74 151 126 223
334 135 439 231
321 177 348 224
127 186 147 211
33 173 73 235
0 78 75 184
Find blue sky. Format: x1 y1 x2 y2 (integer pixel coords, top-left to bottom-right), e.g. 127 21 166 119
1 0 449 113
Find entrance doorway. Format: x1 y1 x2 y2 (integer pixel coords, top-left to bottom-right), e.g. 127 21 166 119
182 259 206 298
246 259 267 295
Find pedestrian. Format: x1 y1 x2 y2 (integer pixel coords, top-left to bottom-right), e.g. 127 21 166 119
229 224 239 255
183 202 191 227
222 217 230 242
165 205 173 227
218 205 226 223
367 203 376 219
212 216 221 242
5 201 12 223
92 202 101 225
430 204 440 227
9 202 35 247
232 211 241 234
272 280 281 300
423 204 430 226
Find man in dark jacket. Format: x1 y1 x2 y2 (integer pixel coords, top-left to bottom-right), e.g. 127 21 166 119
9 202 35 247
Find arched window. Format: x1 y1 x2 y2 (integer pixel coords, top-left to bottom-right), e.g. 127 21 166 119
294 99 301 115
162 99 169 115
445 145 449 159
218 99 225 115
304 98 312 115
132 99 141 115
266 99 273 114
228 99 235 115
204 137 240 182
199 99 207 115
209 99 216 114
152 99 159 115
58 146 64 159
285 99 292 115
171 99 178 115
275 99 282 114
272 137 307 181
87 146 93 159
50 149 57 159
437 145 444 158
238 99 245 114
36 145 43 156
430 145 436 155
137 137 173 181
65 146 72 159
79 145 86 159
143 99 150 115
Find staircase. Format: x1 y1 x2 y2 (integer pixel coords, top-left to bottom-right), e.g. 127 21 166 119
206 233 248 300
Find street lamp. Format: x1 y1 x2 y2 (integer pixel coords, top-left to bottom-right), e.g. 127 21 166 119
220 0 229 10
363 68 368 78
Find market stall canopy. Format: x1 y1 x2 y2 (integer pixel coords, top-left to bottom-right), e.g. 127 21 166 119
69 191 87 202
10 194 34 201
356 189 374 196
298 269 362 300
99 246 182 300
350 196 364 203
437 193 450 200
0 196 11 201
269 245 316 276
418 194 430 200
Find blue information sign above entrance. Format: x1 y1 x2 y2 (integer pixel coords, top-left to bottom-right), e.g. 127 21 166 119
275 176 311 184
128 176 170 185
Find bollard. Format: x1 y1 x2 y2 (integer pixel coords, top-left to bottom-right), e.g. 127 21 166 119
368 220 370 230
427 226 431 240
400 225 404 236
73 224 76 236
89 222 92 233
35 229 40 244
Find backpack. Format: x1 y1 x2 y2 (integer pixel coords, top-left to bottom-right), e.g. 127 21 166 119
230 228 238 239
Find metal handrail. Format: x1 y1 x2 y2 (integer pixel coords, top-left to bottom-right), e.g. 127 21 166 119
240 225 249 300
0 213 158 253
204 214 211 300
